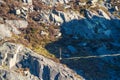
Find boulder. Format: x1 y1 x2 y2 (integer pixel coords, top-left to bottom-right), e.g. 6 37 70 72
5 20 28 28
22 0 32 5
115 6 119 11
0 24 12 40
50 13 63 23
105 3 112 9
91 0 98 3
40 31 49 36
0 20 28 40
98 9 110 20
15 9 21 15
41 0 70 6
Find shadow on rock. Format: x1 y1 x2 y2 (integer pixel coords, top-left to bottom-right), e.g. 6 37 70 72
16 53 40 77
45 16 120 79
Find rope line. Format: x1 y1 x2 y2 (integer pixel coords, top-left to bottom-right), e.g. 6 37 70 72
63 53 120 60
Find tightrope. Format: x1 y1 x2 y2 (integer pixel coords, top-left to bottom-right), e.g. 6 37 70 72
63 53 120 60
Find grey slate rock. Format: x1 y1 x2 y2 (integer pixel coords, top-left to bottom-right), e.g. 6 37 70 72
0 42 83 80
0 20 28 40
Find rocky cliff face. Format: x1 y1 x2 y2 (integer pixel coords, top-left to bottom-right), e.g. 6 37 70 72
0 0 120 80
0 42 83 80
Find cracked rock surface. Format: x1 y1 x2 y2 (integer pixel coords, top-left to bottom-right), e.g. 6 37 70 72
0 42 83 80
